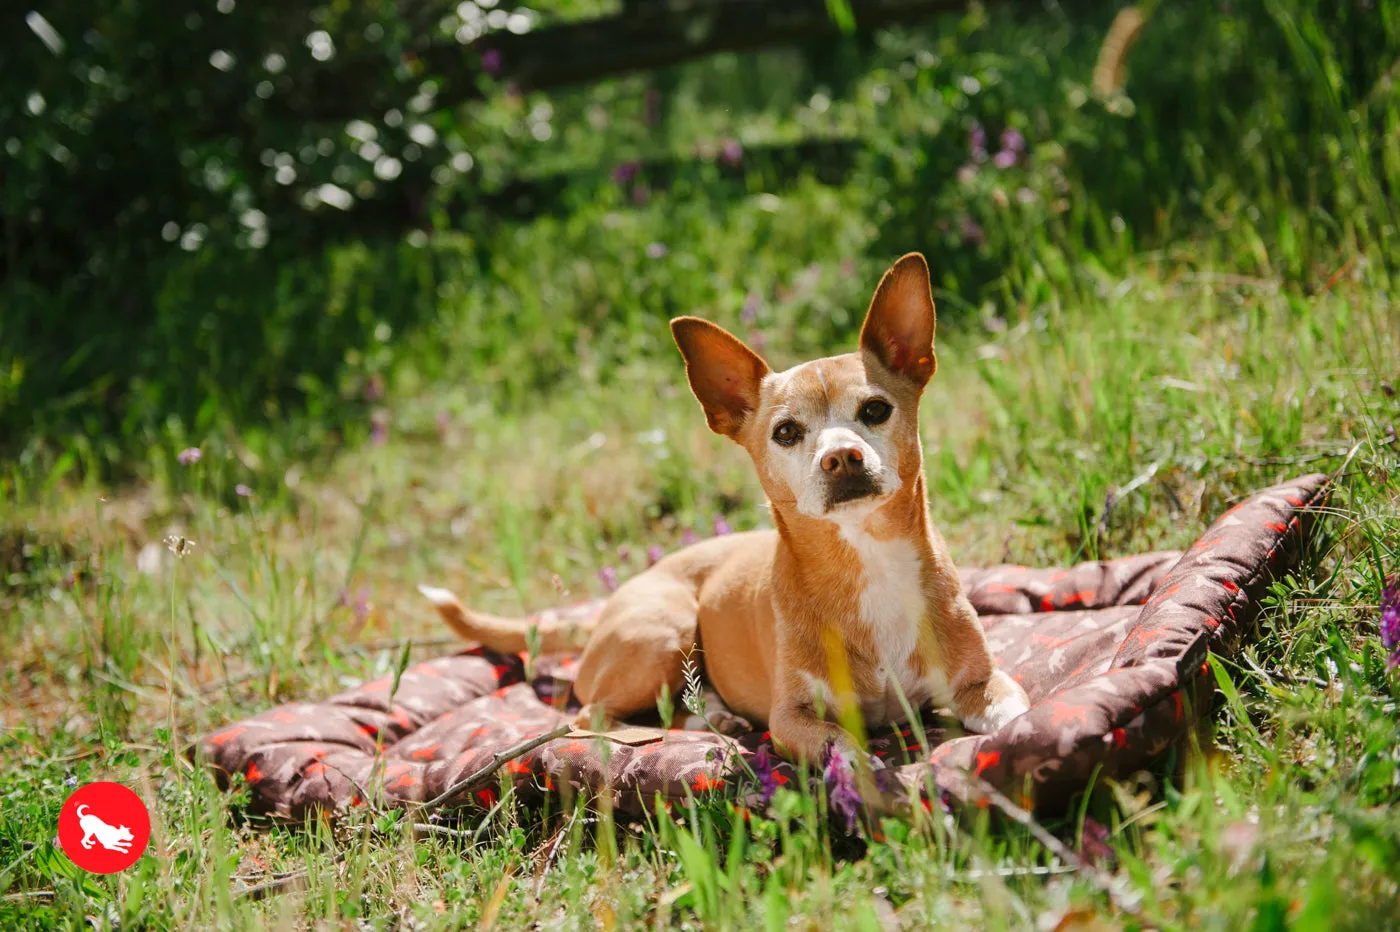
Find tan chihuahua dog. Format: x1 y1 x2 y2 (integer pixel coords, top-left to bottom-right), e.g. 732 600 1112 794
421 253 1029 762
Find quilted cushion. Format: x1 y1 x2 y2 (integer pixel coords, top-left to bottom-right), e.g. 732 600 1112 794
194 474 1329 818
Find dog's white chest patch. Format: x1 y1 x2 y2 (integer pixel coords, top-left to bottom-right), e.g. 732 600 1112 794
839 526 922 639
836 526 947 721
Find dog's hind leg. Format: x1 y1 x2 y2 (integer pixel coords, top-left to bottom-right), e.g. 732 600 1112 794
571 572 700 724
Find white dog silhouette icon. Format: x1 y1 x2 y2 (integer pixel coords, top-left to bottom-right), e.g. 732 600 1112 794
76 804 135 854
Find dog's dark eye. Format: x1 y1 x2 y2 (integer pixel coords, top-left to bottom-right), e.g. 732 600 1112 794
859 399 893 426
771 420 804 446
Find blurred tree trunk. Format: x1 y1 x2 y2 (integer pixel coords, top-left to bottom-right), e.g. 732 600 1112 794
284 0 976 121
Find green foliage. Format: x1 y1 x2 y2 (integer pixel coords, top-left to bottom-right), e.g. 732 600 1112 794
5 0 1400 482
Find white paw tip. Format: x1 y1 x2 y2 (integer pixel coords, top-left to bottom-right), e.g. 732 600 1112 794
963 697 1030 734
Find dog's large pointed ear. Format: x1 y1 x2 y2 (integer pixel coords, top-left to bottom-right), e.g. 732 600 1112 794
671 317 771 439
859 253 937 388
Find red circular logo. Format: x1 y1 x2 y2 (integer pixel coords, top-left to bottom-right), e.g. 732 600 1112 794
57 782 151 874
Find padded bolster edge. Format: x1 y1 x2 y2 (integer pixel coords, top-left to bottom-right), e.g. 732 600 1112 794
948 474 1330 808
960 551 1184 616
1109 473 1331 670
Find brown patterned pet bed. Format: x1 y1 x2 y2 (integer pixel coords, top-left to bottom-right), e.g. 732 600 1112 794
195 474 1328 820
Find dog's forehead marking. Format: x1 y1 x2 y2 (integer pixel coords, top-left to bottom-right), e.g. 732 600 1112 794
767 355 868 417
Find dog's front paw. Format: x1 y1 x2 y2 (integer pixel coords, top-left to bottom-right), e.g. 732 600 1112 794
681 709 753 736
706 708 754 737
958 671 1030 734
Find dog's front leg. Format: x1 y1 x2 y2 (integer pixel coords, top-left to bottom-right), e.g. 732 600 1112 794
936 596 1030 734
767 697 858 766
769 695 889 824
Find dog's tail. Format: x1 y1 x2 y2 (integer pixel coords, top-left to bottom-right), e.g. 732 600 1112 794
417 585 595 654
76 804 89 818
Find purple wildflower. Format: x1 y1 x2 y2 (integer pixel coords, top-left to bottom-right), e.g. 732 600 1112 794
646 544 664 566
370 411 389 446
822 742 863 832
1001 127 1025 152
234 483 252 498
617 544 632 563
713 514 732 536
338 586 373 625
961 217 985 246
751 743 780 805
968 123 988 162
612 160 641 186
992 149 1016 169
598 565 619 592
481 48 502 77
1080 817 1114 865
749 329 767 355
740 290 761 326
681 528 698 546
1381 575 1399 669
645 242 668 259
177 447 202 466
631 183 650 206
718 137 743 167
364 372 385 402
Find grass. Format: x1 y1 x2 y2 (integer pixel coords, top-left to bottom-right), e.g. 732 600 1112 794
3 0 1400 928
2 268 1396 929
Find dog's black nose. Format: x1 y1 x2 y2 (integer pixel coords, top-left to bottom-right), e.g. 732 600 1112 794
821 446 865 476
